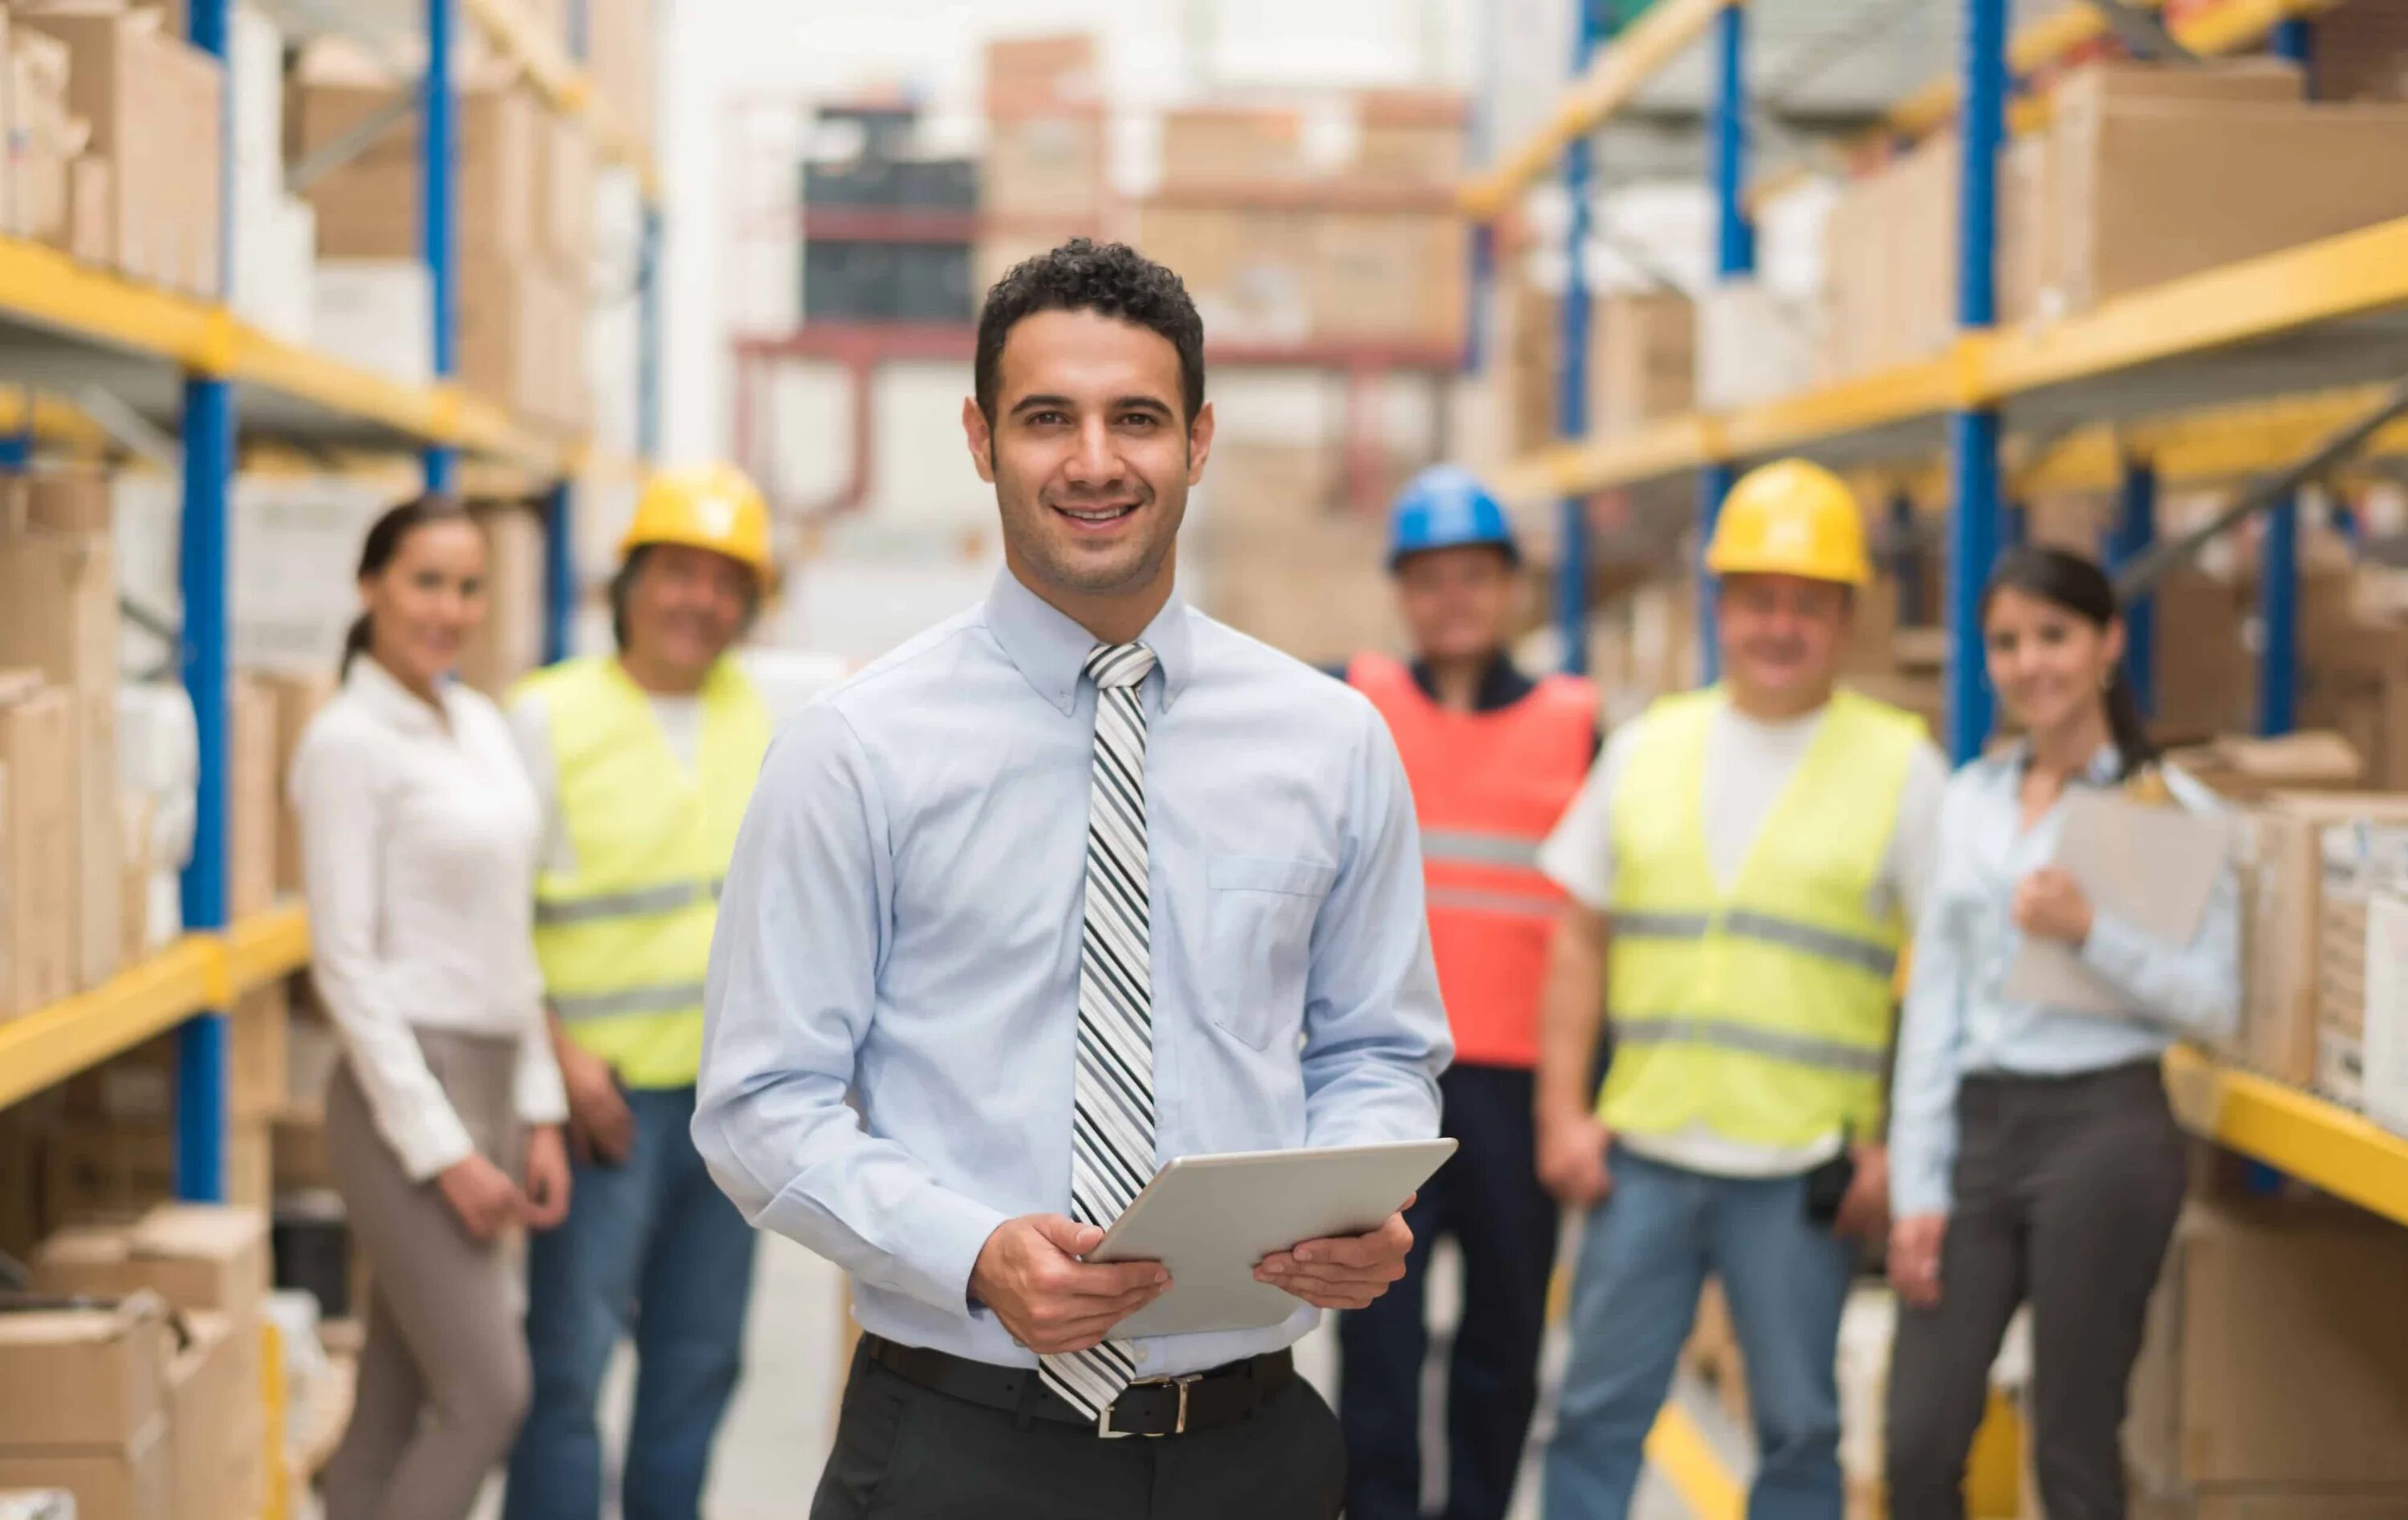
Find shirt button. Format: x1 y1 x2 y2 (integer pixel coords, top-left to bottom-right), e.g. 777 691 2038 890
1132 1346 1149 1366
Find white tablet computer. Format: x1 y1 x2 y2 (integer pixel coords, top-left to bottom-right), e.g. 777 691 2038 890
1086 1138 1458 1339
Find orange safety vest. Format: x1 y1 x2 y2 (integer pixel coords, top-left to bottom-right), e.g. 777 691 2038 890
1348 652 1598 1069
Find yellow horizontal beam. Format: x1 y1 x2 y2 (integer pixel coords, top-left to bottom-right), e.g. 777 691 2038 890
1503 209 2408 500
461 0 661 201
2016 385 2408 495
1458 0 1737 221
2165 1046 2408 1229
0 910 315 1113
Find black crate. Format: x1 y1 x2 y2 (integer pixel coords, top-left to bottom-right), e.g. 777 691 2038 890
888 157 980 212
801 241 974 323
803 157 897 209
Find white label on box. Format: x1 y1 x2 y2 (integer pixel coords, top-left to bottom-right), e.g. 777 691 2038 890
2364 892 2408 1135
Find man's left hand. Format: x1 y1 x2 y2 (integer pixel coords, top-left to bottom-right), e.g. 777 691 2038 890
1834 1143 1889 1244
1255 1197 1414 1310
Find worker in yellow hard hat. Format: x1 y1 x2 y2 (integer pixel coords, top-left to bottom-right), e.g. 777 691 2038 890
1528 457 1950 1519
502 464 779 1520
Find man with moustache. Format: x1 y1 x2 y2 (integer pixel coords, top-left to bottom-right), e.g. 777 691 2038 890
694 239 1453 1519
1531 460 1948 1520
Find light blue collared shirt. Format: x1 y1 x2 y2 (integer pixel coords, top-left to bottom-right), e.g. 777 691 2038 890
694 571 1451 1375
1889 744 2241 1218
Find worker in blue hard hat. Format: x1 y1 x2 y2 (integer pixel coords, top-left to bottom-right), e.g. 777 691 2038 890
1336 465 1600 1520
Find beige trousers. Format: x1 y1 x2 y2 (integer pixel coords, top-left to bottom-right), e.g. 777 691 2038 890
322 1028 530 1520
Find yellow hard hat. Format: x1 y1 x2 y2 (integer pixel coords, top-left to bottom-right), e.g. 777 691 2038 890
1703 458 1872 587
618 463 774 579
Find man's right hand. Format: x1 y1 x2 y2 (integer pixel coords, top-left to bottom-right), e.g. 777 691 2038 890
970 1214 1172 1355
1537 1110 1613 1205
559 1040 635 1165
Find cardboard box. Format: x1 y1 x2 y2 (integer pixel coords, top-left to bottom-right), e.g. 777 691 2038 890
457 503 545 697
1308 209 1465 347
229 677 277 919
227 1118 271 1210
293 79 540 261
1350 88 1464 185
0 681 73 1018
250 670 336 894
73 689 120 994
42 1122 173 1221
230 980 289 1123
984 32 1096 115
585 0 655 147
2041 76 2408 316
456 258 586 431
8 17 85 250
2166 731 2365 801
537 111 594 279
0 1418 169 1520
167 1313 262 1520
0 1294 171 1449
119 790 153 967
982 114 1107 219
1588 291 1696 439
2232 794 2408 1087
310 259 434 388
1133 203 1311 344
2128 1200 2408 1493
1160 107 1305 185
37 1204 278 1323
0 520 117 691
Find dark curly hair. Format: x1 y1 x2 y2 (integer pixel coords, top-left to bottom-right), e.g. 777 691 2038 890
974 238 1206 427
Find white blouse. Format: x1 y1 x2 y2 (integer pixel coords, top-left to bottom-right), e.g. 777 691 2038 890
289 655 567 1180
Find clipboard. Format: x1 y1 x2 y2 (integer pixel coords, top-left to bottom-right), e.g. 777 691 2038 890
1085 1139 1457 1339
2002 786 2231 1017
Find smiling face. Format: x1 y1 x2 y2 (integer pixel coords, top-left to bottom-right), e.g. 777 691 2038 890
962 307 1214 634
1983 583 2124 739
362 517 486 691
621 543 755 682
1396 544 1519 663
1716 571 1853 716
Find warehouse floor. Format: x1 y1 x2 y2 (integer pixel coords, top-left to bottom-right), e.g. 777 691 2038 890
466 1230 1719 1519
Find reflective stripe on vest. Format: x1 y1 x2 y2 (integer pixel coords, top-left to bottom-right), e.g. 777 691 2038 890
1348 653 1597 1067
519 655 771 1086
532 876 726 928
1601 685 1924 1148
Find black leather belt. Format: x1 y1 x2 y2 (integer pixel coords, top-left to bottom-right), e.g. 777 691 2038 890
861 1334 1294 1438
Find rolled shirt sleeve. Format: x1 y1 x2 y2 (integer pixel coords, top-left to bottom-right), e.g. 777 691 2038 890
1298 705 1451 1150
694 705 1008 1318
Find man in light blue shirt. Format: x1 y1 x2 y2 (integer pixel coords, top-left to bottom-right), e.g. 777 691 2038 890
694 238 1450 1519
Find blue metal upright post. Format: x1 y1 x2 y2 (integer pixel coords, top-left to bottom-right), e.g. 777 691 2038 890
1944 0 2009 762
1999 498 2026 551
543 481 576 664
2260 494 2300 735
2273 15 2314 75
423 0 458 494
0 433 33 472
1552 0 1613 676
177 0 236 1205
2107 461 2158 716
1694 0 1751 688
638 207 664 461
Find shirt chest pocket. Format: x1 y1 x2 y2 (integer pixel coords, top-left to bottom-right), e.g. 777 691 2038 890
1206 854 1338 1051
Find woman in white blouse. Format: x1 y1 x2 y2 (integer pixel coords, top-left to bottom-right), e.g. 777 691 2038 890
1882 547 2239 1520
290 494 573 1520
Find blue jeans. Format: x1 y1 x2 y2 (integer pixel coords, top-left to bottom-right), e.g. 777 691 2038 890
503 1085 759 1520
1543 1148 1857 1520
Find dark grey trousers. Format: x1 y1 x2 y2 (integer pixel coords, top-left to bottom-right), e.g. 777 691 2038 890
1885 1060 2187 1520
810 1346 1347 1520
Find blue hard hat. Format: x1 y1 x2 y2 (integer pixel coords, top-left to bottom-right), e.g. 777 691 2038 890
1386 465 1519 571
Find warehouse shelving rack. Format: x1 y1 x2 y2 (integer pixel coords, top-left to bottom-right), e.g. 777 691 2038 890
0 0 662 1203
1465 0 2408 1504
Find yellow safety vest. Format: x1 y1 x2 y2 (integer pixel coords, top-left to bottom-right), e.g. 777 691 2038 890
519 655 771 1088
1601 686 1922 1148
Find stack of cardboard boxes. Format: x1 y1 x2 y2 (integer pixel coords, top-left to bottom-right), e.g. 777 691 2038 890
292 53 591 431
0 472 122 1021
977 35 1110 298
0 1202 275 1520
1189 441 1397 663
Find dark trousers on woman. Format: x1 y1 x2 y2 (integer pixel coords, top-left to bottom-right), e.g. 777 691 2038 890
1338 1063 1561 1520
1885 1062 2187 1520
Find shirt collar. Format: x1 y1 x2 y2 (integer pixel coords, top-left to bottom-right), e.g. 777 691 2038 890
2006 738 2124 786
985 567 1194 716
344 653 457 736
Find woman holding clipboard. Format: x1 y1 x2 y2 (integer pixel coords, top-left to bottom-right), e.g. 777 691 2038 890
1883 547 2241 1520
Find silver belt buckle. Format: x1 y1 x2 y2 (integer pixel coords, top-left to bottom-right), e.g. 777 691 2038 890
1097 1373 1199 1439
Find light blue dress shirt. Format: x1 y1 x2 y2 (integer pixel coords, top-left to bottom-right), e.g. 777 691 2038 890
694 570 1452 1376
1889 744 2240 1218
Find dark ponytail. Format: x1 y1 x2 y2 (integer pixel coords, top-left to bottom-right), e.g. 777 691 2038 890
342 493 472 677
1979 545 2159 782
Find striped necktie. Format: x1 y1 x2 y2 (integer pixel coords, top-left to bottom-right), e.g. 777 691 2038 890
1040 640 1161 1420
